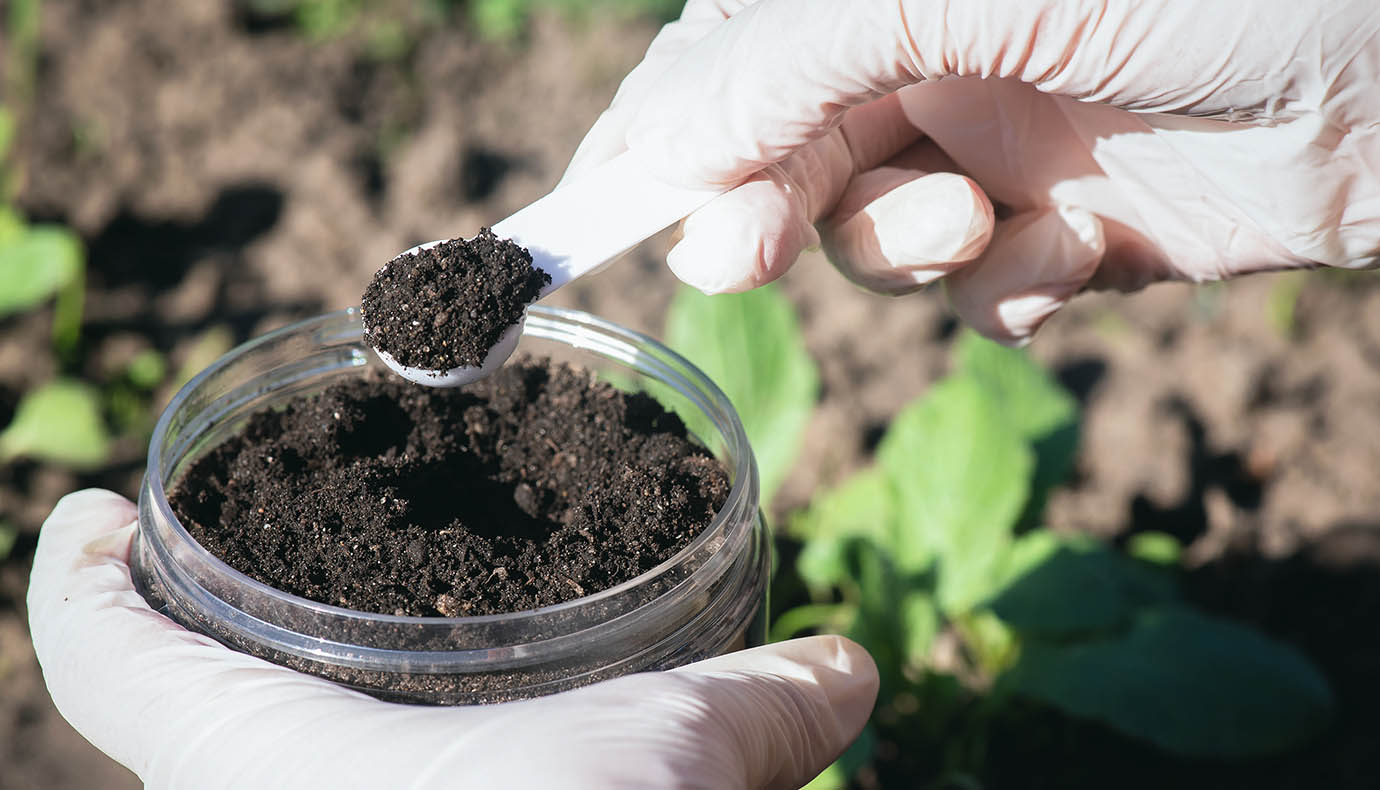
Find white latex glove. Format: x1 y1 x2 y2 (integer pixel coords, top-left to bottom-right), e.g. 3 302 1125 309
568 0 1380 343
29 490 878 789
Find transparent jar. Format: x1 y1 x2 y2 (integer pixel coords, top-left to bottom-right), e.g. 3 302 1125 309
132 307 769 704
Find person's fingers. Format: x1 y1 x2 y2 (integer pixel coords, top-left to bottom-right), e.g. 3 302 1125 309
28 490 465 789
821 153 994 294
671 635 879 789
31 491 878 790
665 162 821 293
946 204 1106 345
462 635 879 790
665 94 929 293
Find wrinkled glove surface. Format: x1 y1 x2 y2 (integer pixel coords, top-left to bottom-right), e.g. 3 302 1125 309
568 0 1380 343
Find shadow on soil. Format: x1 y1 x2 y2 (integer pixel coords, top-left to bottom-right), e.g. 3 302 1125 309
78 183 322 344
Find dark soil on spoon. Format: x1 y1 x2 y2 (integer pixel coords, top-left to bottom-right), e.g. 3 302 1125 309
167 357 729 617
361 228 550 371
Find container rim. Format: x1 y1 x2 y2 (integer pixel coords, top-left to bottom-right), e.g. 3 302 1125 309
143 305 759 627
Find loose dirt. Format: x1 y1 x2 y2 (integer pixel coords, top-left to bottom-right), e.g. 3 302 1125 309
362 229 549 371
169 358 727 616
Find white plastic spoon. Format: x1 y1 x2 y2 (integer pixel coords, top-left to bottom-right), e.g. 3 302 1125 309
366 151 724 387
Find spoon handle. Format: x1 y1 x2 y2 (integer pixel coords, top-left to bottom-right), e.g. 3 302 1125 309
491 151 725 297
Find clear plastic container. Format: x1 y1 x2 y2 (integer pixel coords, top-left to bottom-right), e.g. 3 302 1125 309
132 307 769 704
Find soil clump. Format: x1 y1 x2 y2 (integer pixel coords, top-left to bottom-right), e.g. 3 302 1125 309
168 357 728 616
361 229 550 370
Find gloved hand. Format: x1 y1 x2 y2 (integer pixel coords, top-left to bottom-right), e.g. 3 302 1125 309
567 0 1380 343
29 490 878 789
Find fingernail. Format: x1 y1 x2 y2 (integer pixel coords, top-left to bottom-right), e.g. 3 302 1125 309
868 173 993 269
667 178 814 293
667 230 746 294
996 292 1064 340
813 636 880 728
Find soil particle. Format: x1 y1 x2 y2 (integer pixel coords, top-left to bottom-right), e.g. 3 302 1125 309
361 229 551 370
168 357 728 616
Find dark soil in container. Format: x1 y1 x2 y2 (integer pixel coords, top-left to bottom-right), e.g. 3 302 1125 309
361 229 550 370
167 357 729 617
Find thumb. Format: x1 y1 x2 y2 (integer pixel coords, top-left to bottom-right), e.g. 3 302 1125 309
947 204 1106 345
27 489 433 789
626 0 1352 188
672 635 879 789
494 635 878 789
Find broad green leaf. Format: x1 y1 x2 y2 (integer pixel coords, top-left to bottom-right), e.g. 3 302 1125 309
1008 607 1334 758
901 590 940 666
664 285 818 506
0 206 22 241
988 534 1177 636
790 468 893 593
956 331 1077 442
789 467 892 542
956 331 1079 513
0 220 83 318
0 379 112 469
989 527 1061 590
876 374 1033 613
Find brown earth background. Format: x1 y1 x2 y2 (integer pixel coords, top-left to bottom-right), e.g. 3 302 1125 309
3 2 1380 788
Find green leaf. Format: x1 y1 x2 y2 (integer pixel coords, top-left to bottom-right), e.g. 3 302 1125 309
0 379 112 469
955 331 1079 514
770 602 855 643
126 349 168 390
664 285 818 506
471 0 528 40
0 206 21 241
1127 530 1183 567
0 106 14 161
1266 270 1308 339
876 374 1033 612
0 521 16 562
803 725 876 789
295 0 360 40
955 609 1019 676
988 534 1177 636
0 218 84 318
989 527 1061 589
841 538 920 697
789 467 892 542
1008 607 1334 758
900 590 940 666
801 760 847 790
790 468 893 593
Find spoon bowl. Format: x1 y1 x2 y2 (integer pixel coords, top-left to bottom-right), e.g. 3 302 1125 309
364 151 725 386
